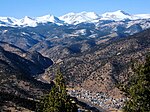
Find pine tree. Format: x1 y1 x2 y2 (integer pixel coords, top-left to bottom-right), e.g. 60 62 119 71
36 69 78 112
123 55 150 112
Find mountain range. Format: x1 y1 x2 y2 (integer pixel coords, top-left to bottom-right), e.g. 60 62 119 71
0 10 150 111
0 10 150 27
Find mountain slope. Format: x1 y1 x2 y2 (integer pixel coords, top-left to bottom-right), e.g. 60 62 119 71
0 45 54 111
40 28 150 110
0 42 53 75
28 18 149 62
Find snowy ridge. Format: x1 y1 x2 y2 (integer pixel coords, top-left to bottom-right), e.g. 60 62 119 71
0 15 63 27
0 10 150 27
19 16 37 27
134 14 150 19
36 15 64 25
100 10 150 21
100 10 133 21
60 10 150 24
59 11 100 24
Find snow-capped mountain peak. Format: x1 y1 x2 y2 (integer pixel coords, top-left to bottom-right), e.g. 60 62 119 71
0 17 18 24
59 11 100 24
36 14 54 21
101 10 132 21
114 10 130 16
19 16 37 27
36 14 64 25
20 16 35 23
79 11 100 19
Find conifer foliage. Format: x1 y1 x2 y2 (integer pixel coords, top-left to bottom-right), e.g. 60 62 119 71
123 55 150 112
36 70 78 112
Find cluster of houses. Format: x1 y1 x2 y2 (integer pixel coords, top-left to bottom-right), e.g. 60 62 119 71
68 88 126 110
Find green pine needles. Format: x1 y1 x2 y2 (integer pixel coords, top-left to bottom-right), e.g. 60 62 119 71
36 70 78 112
123 55 150 112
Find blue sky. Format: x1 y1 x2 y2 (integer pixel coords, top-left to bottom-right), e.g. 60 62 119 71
0 0 149 18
